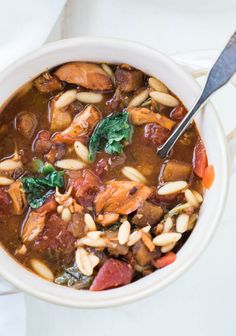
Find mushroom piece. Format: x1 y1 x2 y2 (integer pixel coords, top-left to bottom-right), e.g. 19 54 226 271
160 160 192 182
33 72 64 93
15 111 38 139
132 201 163 227
115 68 143 92
54 62 113 91
50 97 72 132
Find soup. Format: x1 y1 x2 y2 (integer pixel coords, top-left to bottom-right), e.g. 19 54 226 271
0 62 214 291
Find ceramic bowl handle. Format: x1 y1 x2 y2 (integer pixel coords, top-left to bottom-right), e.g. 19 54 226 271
171 50 236 175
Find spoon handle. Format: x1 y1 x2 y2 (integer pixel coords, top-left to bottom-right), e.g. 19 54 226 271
157 31 236 159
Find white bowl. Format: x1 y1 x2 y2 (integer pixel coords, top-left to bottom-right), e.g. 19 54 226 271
0 37 230 308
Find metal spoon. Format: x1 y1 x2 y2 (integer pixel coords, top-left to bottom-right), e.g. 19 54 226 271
157 31 236 159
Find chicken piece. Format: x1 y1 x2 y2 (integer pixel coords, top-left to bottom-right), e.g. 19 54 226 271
95 180 152 215
115 68 143 92
52 105 101 144
33 72 64 93
132 240 152 266
160 160 192 182
54 62 113 91
132 201 163 227
96 213 119 227
22 211 46 242
68 213 86 238
50 98 72 132
15 111 38 139
128 107 176 130
33 130 52 154
7 181 27 215
90 258 133 291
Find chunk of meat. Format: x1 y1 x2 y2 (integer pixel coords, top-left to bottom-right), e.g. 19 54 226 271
90 258 133 291
50 98 72 132
33 72 64 93
115 68 143 92
37 196 57 214
68 169 101 207
193 140 208 178
144 123 170 146
128 107 176 130
132 201 163 227
52 105 101 144
95 180 152 215
96 213 119 227
33 213 76 263
15 111 38 139
55 62 113 91
44 143 66 164
22 211 46 242
132 240 153 266
7 181 27 215
160 160 192 182
68 213 86 238
170 105 186 121
34 130 52 154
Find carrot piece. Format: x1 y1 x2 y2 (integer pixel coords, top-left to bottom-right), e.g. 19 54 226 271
202 165 215 189
154 252 176 269
141 231 155 252
193 140 208 178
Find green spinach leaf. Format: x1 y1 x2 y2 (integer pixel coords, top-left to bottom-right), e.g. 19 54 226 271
89 110 133 161
22 169 64 209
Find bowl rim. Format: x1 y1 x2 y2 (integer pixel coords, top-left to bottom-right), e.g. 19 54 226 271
0 37 229 308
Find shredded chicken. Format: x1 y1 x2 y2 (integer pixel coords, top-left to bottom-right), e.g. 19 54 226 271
128 107 176 130
54 62 113 91
22 211 46 242
94 181 152 215
7 181 27 215
52 105 101 144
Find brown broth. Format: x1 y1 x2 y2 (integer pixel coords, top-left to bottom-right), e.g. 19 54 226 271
0 62 204 289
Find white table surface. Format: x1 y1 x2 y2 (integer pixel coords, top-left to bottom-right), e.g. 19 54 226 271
23 1 236 335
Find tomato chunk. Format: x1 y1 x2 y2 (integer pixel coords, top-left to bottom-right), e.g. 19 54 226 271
90 258 133 291
202 165 215 189
154 252 176 269
193 140 208 178
37 196 57 214
144 123 170 146
69 169 101 207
